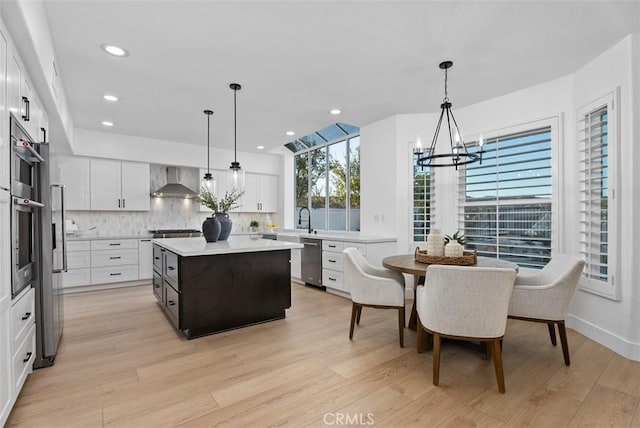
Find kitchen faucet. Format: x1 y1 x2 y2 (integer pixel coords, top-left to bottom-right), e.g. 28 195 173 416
298 206 313 234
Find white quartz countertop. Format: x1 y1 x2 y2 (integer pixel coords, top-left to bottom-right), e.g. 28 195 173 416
152 236 304 257
276 230 396 243
67 234 154 241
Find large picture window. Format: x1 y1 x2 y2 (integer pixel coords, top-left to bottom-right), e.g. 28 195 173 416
295 135 360 231
578 92 618 300
458 125 553 268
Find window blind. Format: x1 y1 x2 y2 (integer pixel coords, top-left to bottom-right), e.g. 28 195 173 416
578 93 618 300
458 127 552 269
413 154 435 242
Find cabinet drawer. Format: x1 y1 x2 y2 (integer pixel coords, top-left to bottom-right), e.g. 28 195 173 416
67 251 91 269
63 268 91 288
152 270 163 302
322 251 344 271
343 242 367 258
322 269 344 290
11 288 35 350
91 265 138 284
322 240 344 252
12 325 35 392
91 249 138 267
91 239 138 251
164 283 179 328
164 251 179 288
67 240 91 252
152 245 163 271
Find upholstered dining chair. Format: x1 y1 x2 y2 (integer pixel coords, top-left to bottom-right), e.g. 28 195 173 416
416 265 516 393
343 247 406 347
507 254 585 365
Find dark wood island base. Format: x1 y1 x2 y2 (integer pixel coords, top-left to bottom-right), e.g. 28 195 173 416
152 239 296 339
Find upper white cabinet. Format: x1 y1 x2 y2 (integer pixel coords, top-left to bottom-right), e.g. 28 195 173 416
0 29 8 190
90 159 150 211
243 173 278 212
60 157 91 210
6 51 21 122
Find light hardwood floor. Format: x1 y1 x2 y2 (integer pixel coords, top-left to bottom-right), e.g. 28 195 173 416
6 283 640 427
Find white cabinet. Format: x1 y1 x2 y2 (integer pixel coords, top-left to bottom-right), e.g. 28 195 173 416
9 287 35 396
62 240 91 288
0 30 8 190
90 239 139 284
0 190 12 426
138 239 153 280
90 159 150 211
242 173 278 212
6 51 21 122
60 157 91 210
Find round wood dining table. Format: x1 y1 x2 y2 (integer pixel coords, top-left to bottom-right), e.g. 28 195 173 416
382 254 518 330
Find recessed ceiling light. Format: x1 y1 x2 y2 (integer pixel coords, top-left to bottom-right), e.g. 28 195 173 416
103 94 119 102
285 131 295 136
256 145 265 150
101 44 129 57
101 121 114 127
329 108 342 115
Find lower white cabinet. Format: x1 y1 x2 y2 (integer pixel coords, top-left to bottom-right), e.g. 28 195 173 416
321 239 394 296
0 300 12 427
63 238 151 290
9 287 35 399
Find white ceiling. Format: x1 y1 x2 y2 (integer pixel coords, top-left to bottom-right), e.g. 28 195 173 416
42 1 640 154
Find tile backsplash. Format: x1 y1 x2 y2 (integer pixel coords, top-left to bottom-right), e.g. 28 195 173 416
67 165 277 236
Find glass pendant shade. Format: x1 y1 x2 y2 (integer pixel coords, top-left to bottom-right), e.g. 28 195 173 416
227 164 245 192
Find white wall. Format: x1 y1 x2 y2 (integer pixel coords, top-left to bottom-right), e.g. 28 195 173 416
358 34 639 361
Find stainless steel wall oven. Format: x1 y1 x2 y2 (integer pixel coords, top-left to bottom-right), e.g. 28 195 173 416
10 115 44 298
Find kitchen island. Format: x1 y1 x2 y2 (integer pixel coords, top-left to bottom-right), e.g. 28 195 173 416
152 236 303 339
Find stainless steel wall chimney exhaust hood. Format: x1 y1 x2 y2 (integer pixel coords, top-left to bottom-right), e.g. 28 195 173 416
152 166 199 198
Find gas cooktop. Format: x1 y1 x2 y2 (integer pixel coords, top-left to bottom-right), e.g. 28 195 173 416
149 229 202 238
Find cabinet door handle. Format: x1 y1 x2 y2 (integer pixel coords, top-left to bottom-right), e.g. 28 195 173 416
167 266 175 271
328 259 336 263
328 277 336 281
109 256 121 260
22 96 30 121
154 256 160 260
123 199 125 208
109 243 121 246
110 272 122 276
23 352 33 363
168 300 175 306
118 199 121 208
328 245 337 248
154 284 160 288
141 239 151 242
41 127 47 144
22 312 31 320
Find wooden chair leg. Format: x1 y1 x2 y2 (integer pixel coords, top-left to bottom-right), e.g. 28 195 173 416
432 333 441 386
349 303 357 340
557 321 571 366
547 323 557 346
416 317 423 353
356 305 363 325
398 307 405 348
490 339 506 394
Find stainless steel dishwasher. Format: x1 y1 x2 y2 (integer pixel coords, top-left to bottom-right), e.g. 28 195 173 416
300 237 323 288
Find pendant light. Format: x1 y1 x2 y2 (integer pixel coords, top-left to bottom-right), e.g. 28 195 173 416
202 109 216 192
227 83 245 191
416 61 482 169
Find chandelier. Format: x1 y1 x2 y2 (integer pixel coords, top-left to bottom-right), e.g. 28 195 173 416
416 61 482 169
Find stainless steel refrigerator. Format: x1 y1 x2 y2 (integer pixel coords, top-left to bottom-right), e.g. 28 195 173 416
34 142 66 368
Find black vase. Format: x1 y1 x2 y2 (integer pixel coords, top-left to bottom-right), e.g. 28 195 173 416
215 212 233 240
202 217 221 242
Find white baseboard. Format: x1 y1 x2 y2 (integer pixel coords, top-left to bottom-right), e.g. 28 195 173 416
566 314 640 362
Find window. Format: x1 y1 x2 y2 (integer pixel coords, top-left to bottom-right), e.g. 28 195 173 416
412 153 435 242
294 134 360 231
578 92 618 300
458 125 553 269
